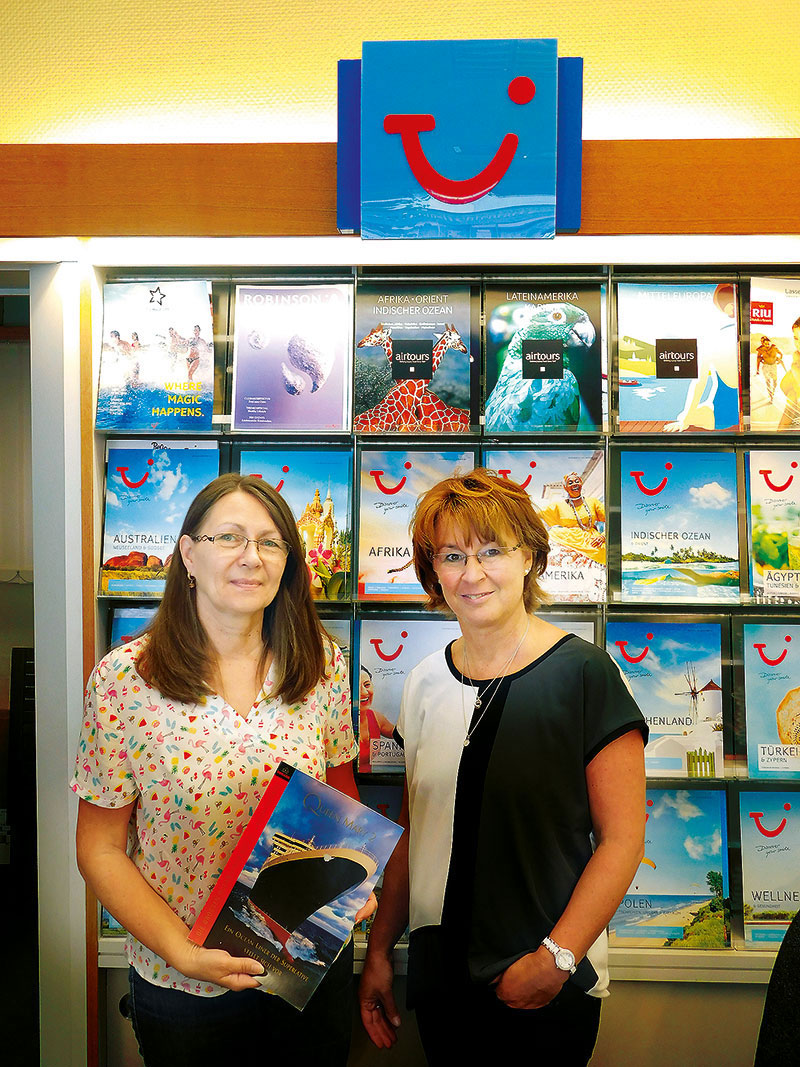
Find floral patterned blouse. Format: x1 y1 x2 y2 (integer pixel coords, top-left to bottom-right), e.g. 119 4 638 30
71 635 355 996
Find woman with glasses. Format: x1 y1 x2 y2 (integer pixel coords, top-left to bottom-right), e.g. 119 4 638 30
73 473 366 1067
359 468 647 1066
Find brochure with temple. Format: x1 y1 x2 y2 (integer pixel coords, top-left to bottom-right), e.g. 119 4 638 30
739 788 800 946
606 619 725 778
96 280 215 431
609 787 730 949
741 620 800 779
100 439 219 597
238 447 352 601
190 762 402 1010
748 276 800 432
483 447 606 603
747 450 800 602
353 280 479 433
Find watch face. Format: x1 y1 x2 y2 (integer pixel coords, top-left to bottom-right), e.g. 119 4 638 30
555 948 575 971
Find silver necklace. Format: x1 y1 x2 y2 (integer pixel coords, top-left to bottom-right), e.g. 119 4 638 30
460 617 530 747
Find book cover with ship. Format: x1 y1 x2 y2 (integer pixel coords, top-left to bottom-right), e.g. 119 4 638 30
96 280 215 431
231 284 353 432
747 450 800 602
609 788 730 949
353 281 478 433
483 282 605 434
749 277 800 432
606 620 724 778
190 762 402 1010
616 282 740 433
739 789 800 945
100 440 219 597
356 617 461 773
238 448 352 601
618 450 740 603
109 605 157 647
742 620 800 779
357 448 476 601
483 448 606 603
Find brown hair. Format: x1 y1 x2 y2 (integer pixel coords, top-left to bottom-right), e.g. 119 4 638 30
136 473 325 705
410 467 550 614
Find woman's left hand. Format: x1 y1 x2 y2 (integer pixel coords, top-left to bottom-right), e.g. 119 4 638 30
354 891 378 924
492 946 569 1010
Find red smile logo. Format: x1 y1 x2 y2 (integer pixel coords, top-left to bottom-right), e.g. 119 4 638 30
759 463 798 494
370 631 408 661
370 461 412 495
630 463 673 496
116 458 154 488
244 466 289 492
754 635 792 667
498 460 536 491
749 803 791 837
384 76 536 205
615 634 654 664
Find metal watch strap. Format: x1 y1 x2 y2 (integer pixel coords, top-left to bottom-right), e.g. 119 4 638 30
541 935 576 974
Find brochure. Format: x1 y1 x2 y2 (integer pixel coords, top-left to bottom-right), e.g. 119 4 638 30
483 282 605 433
483 447 606 603
749 277 800 432
239 448 352 601
109 606 157 647
606 620 724 778
619 450 740 603
616 282 740 433
354 281 477 433
739 789 800 945
609 788 729 949
96 280 215 431
190 762 402 1010
742 621 800 779
747 450 800 602
231 284 353 432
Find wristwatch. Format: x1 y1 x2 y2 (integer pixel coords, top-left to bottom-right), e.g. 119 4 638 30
541 936 576 974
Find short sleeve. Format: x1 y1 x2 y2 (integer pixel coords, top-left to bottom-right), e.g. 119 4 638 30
582 645 649 765
71 655 138 807
322 643 357 769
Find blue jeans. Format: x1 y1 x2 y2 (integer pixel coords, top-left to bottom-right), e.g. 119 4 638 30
127 940 353 1067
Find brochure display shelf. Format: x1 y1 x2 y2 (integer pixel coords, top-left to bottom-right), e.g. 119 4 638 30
87 247 800 992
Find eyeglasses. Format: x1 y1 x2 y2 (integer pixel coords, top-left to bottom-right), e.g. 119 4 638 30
431 543 522 572
191 533 291 559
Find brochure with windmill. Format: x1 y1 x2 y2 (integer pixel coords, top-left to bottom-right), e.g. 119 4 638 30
739 788 800 945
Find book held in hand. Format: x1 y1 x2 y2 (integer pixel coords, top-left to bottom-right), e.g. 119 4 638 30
190 762 402 1010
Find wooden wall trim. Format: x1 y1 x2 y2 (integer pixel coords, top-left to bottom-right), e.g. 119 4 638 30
0 139 797 238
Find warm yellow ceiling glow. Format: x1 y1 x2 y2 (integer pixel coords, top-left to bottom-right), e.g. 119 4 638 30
1 0 797 142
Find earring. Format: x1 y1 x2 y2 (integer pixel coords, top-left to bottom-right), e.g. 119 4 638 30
187 573 196 588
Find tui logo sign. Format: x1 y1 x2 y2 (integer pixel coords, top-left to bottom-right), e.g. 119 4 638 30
337 39 583 240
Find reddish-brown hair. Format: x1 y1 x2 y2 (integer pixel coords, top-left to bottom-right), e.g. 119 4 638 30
137 473 325 705
410 467 550 614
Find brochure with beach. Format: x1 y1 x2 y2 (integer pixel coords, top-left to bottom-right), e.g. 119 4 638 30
357 448 476 601
742 620 800 779
353 281 478 433
483 447 606 603
606 619 725 778
618 449 740 603
190 762 402 1010
238 447 352 601
96 280 215 431
109 605 157 647
100 440 219 597
747 450 800 602
231 283 353 432
739 789 800 945
484 282 606 434
749 277 800 432
615 281 740 433
609 787 730 949
356 617 461 773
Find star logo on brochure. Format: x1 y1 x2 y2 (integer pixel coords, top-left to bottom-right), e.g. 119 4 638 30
629 463 673 496
615 635 654 664
149 286 166 306
369 632 408 661
369 462 412 495
749 803 791 838
116 458 154 489
759 463 798 494
753 636 792 667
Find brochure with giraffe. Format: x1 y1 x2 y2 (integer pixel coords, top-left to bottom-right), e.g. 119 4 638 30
749 277 800 432
615 281 741 433
238 448 352 601
739 789 800 945
483 447 606 603
483 282 606 434
231 283 353 432
747 450 800 602
742 620 800 778
353 281 478 433
618 450 740 603
606 619 725 778
357 448 476 601
609 787 729 948
356 616 461 773
96 280 215 431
